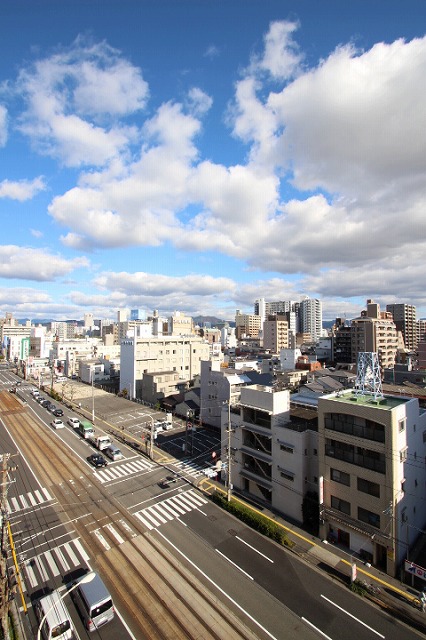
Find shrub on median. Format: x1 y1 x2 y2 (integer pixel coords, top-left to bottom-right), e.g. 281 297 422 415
211 492 294 547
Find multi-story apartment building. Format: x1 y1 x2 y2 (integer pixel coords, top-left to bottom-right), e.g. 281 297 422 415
0 314 32 362
416 319 426 345
386 303 417 351
235 310 262 339
262 314 289 354
351 300 399 372
120 335 210 402
300 297 322 342
168 311 195 336
331 318 353 364
318 388 426 577
223 384 318 524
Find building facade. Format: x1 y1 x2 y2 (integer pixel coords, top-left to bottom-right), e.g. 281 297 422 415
386 303 417 351
120 335 210 401
300 298 322 342
223 385 318 524
262 315 289 354
351 301 399 372
318 389 426 577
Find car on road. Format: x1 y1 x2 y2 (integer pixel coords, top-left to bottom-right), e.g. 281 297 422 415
48 404 57 412
37 396 46 404
41 400 51 408
15 381 21 386
52 408 64 417
67 417 80 428
51 419 64 429
87 453 108 468
31 389 40 397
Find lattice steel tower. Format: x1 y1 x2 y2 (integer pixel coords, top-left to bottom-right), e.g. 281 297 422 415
355 352 383 400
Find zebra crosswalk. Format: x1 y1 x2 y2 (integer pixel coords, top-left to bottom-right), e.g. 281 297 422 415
134 489 208 530
95 457 154 483
7 487 53 514
20 539 90 591
173 458 205 478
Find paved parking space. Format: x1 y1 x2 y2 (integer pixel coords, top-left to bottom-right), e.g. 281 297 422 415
59 380 222 467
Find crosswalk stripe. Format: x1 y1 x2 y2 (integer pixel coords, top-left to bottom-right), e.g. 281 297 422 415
73 538 90 563
33 555 50 583
54 547 70 572
11 497 19 511
166 496 188 514
178 493 204 510
135 512 154 530
41 488 52 501
24 561 38 589
159 501 182 518
64 541 79 566
34 490 44 503
186 490 208 505
105 523 125 544
19 495 29 509
139 510 161 527
43 551 60 577
153 503 175 520
146 507 168 524
27 492 38 506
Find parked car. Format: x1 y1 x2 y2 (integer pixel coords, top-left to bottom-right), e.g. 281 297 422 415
41 400 51 408
37 396 46 404
51 419 64 429
48 404 57 413
9 387 16 394
87 454 108 468
67 417 80 428
31 389 40 397
52 408 64 417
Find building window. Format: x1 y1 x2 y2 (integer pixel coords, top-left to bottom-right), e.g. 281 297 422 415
280 470 294 482
400 447 408 463
313 448 317 455
331 468 350 486
331 495 350 515
358 507 380 529
399 419 406 432
357 477 380 498
280 444 294 454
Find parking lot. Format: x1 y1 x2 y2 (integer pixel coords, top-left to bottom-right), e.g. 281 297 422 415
54 379 223 468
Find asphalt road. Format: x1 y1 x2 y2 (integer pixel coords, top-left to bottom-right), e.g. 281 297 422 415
0 371 423 640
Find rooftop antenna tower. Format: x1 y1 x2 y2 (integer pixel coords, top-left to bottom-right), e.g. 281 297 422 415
355 352 383 400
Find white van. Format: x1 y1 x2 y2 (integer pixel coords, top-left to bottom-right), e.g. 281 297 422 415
35 591 74 640
104 445 123 461
72 572 115 632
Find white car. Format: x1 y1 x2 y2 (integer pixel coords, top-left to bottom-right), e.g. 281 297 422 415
67 417 80 428
51 419 64 429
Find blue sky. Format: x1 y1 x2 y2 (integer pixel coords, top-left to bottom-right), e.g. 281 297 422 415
1 1 425 322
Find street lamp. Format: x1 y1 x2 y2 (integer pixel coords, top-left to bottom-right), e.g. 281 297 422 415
37 572 96 640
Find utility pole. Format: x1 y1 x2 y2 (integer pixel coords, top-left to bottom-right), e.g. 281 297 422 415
0 453 16 638
91 370 95 425
227 401 232 503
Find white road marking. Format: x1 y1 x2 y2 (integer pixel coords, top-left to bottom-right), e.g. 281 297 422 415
321 595 385 638
215 549 254 580
105 523 125 545
235 536 274 563
302 618 333 639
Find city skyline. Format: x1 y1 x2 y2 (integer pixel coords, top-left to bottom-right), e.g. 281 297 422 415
1 1 425 322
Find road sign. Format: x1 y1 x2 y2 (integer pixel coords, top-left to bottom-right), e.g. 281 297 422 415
405 560 426 582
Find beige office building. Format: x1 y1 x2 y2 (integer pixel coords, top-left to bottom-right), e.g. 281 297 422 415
318 389 426 577
351 301 399 371
262 315 289 354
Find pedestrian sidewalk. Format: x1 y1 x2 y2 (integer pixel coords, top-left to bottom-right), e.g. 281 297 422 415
197 477 426 635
